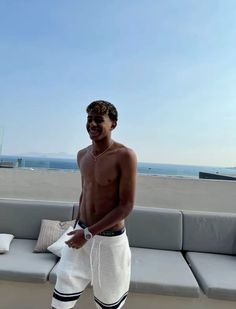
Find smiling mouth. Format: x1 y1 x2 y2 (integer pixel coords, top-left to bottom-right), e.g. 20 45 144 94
88 128 100 136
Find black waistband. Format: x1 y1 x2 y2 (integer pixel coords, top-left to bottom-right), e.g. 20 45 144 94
75 219 125 237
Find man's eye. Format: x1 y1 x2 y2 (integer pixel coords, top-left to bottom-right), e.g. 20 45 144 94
87 117 103 124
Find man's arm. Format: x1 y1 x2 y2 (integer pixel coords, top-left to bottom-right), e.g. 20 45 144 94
77 150 85 217
73 189 83 220
66 150 85 247
89 148 137 236
72 151 84 220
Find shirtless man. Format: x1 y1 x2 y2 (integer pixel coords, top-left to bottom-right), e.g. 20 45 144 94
51 100 137 309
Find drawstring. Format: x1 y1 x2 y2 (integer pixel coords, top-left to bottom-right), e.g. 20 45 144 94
90 238 103 288
90 239 95 286
98 240 103 288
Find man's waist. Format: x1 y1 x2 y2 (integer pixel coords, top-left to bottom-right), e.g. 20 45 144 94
74 219 125 237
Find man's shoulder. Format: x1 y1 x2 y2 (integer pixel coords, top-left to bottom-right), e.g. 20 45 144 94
77 146 90 161
114 142 136 161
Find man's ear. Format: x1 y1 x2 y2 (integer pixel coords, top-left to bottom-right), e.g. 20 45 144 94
111 121 117 130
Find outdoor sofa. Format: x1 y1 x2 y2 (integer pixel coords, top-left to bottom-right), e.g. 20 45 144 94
0 198 236 309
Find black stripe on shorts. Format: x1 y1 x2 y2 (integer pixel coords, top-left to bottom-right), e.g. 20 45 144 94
53 288 82 302
94 291 128 309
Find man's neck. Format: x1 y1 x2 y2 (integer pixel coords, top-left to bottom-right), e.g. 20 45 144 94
92 139 113 156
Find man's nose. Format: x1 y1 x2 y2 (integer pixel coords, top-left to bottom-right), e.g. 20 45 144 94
90 119 97 126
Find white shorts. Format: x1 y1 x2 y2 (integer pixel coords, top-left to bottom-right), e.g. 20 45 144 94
51 222 131 309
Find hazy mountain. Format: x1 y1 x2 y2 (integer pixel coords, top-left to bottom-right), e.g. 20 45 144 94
18 152 75 158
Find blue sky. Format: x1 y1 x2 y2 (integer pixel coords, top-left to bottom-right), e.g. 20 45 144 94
0 0 236 166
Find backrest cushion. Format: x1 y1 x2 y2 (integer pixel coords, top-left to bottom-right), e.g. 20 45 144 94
182 210 236 254
0 199 74 239
126 206 182 250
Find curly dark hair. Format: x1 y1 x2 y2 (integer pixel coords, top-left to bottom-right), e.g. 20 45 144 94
86 100 118 121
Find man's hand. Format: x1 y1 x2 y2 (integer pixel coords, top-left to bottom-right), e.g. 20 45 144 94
65 229 87 249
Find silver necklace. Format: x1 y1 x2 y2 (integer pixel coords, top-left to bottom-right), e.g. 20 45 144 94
90 141 114 161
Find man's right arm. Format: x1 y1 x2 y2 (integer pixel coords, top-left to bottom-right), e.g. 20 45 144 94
76 149 86 219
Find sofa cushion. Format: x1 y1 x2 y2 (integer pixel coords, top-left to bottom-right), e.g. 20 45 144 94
130 247 200 297
49 247 200 298
0 199 74 239
48 226 74 257
0 239 58 282
182 210 236 254
0 233 14 253
126 206 182 250
186 251 236 300
34 219 75 253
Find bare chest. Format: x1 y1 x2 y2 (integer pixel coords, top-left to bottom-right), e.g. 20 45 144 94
80 153 119 186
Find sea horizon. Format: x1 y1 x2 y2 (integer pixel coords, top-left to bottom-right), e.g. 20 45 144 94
1 154 236 179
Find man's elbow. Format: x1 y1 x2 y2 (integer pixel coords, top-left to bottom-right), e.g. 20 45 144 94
119 202 134 219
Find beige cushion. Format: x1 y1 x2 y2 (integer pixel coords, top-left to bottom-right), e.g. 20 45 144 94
34 219 75 253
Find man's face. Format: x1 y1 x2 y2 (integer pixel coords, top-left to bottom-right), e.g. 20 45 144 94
86 112 116 141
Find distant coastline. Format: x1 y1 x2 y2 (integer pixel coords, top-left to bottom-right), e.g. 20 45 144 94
1 154 236 179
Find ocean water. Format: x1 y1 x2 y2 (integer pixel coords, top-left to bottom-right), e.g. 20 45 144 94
0 155 236 179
